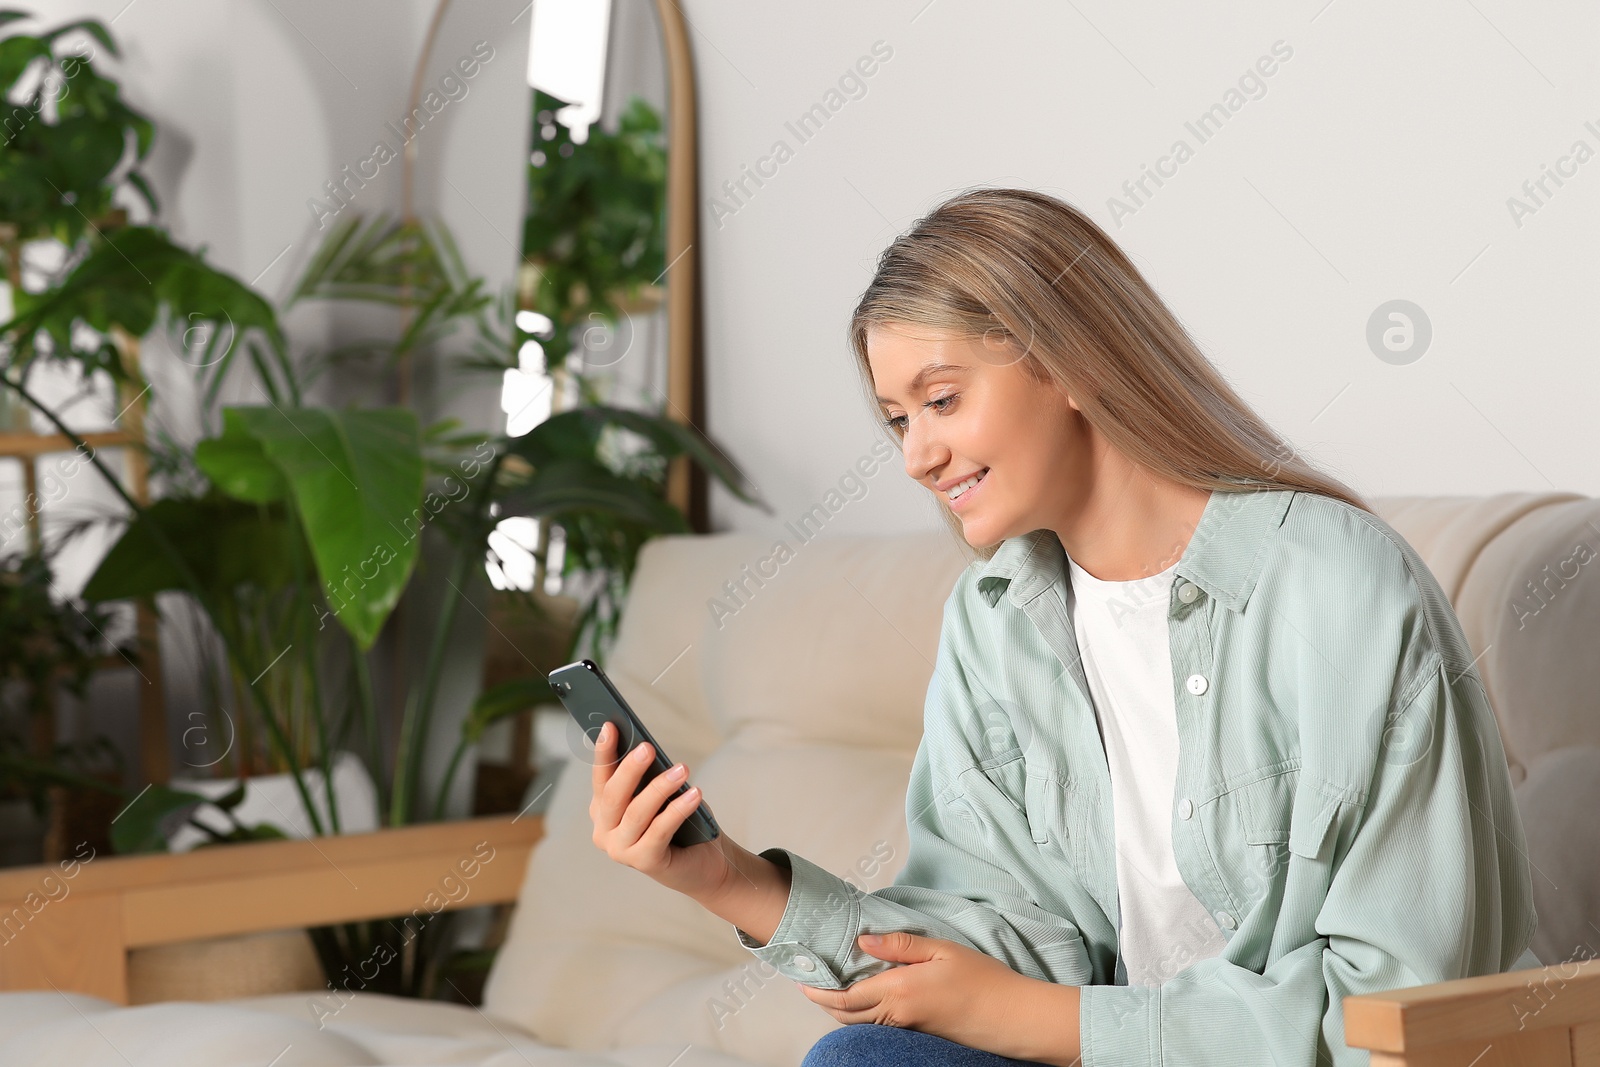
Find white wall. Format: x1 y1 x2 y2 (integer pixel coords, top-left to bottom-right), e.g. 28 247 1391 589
686 0 1600 542
9 0 1597 798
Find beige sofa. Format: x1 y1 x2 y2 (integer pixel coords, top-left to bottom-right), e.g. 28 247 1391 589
1 490 1596 1066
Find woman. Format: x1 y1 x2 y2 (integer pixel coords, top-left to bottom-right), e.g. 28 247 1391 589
586 188 1538 1066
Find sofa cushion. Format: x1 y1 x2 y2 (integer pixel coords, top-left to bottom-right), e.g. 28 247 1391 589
0 989 767 1067
483 530 970 1067
1513 745 1600 966
0 992 380 1066
1454 498 1600 772
700 530 972 750
1370 493 1600 777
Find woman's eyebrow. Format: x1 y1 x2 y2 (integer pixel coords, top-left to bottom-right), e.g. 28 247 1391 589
875 362 970 405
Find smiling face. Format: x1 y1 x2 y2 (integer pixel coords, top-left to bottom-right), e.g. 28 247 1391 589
869 322 1097 549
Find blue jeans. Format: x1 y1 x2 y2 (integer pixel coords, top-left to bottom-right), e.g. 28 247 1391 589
801 1025 1054 1067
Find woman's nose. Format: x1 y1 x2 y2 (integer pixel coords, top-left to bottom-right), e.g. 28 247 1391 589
900 412 945 485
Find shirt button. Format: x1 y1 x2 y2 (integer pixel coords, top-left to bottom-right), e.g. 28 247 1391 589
1186 673 1209 695
1215 910 1237 931
791 954 815 972
1177 581 1201 604
1177 798 1194 820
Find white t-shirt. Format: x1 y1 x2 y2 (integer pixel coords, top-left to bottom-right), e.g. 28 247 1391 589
1064 553 1230 986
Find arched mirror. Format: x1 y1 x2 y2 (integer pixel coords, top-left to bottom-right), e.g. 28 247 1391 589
493 0 702 599
473 0 704 818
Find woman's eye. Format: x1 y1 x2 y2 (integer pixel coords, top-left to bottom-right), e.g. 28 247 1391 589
883 394 957 433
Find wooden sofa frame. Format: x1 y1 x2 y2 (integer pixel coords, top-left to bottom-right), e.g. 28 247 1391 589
0 814 543 1004
1 813 1594 1064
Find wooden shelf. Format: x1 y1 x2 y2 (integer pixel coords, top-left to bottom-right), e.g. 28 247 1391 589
0 429 139 459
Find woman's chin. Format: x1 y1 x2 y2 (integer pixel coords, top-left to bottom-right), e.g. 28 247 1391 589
957 515 998 548
958 507 1024 550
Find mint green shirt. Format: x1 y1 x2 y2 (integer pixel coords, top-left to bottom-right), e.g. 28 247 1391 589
733 484 1538 1066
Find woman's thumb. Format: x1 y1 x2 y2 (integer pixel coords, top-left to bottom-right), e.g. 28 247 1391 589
857 931 931 961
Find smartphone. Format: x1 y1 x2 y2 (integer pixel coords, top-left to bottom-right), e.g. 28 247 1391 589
548 658 721 848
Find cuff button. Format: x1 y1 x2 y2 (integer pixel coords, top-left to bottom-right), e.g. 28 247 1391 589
791 954 816 972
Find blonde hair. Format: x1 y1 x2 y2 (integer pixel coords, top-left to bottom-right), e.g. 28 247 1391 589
848 187 1373 561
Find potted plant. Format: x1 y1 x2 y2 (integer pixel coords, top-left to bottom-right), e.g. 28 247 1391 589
0 7 293 855
1 7 770 1001
57 208 768 996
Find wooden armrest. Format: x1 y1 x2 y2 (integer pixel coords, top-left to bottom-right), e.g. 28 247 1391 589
0 813 544 1003
1345 959 1600 1065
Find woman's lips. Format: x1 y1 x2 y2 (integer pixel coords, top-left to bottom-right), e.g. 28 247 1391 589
949 468 988 513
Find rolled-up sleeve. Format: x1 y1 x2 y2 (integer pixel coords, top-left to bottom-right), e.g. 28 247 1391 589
732 621 1095 991
1077 652 1538 1067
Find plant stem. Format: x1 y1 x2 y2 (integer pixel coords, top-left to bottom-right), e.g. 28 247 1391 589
219 591 326 836
353 645 386 814
389 540 471 825
283 494 340 834
392 451 503 825
305 607 339 834
431 737 470 822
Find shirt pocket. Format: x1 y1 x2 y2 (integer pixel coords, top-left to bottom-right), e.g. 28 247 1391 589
1024 768 1067 847
1212 764 1299 916
1285 781 1353 864
1233 765 1297 846
977 754 1029 822
980 754 1065 848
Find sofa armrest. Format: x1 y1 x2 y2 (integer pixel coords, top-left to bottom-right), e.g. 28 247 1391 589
0 813 544 1003
1344 959 1600 1065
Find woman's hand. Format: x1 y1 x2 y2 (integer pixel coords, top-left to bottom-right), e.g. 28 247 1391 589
798 932 1082 1066
588 721 733 900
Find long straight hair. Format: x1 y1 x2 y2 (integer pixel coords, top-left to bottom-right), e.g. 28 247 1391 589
848 187 1373 561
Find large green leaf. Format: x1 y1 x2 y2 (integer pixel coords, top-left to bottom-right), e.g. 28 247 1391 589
222 407 425 651
109 785 208 855
506 405 769 511
496 457 688 532
194 413 289 503
0 227 285 384
82 497 300 602
109 782 290 854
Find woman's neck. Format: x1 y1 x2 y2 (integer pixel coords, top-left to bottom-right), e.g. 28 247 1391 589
1051 465 1212 582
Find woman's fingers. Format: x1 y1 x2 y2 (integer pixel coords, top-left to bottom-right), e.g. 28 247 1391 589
587 722 706 875
636 783 702 855
617 759 692 846
590 721 617 795
603 739 656 812
590 725 650 835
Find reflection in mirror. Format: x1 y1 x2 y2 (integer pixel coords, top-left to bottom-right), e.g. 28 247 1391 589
491 0 670 596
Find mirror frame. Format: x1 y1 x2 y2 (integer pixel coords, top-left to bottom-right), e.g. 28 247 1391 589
654 0 706 531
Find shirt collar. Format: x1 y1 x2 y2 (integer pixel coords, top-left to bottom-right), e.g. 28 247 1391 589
974 481 1295 613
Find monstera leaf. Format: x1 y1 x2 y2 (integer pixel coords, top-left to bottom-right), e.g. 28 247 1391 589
82 496 300 602
194 406 426 650
0 227 285 384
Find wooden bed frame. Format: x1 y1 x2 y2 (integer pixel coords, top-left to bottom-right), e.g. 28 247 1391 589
1 810 1593 1063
